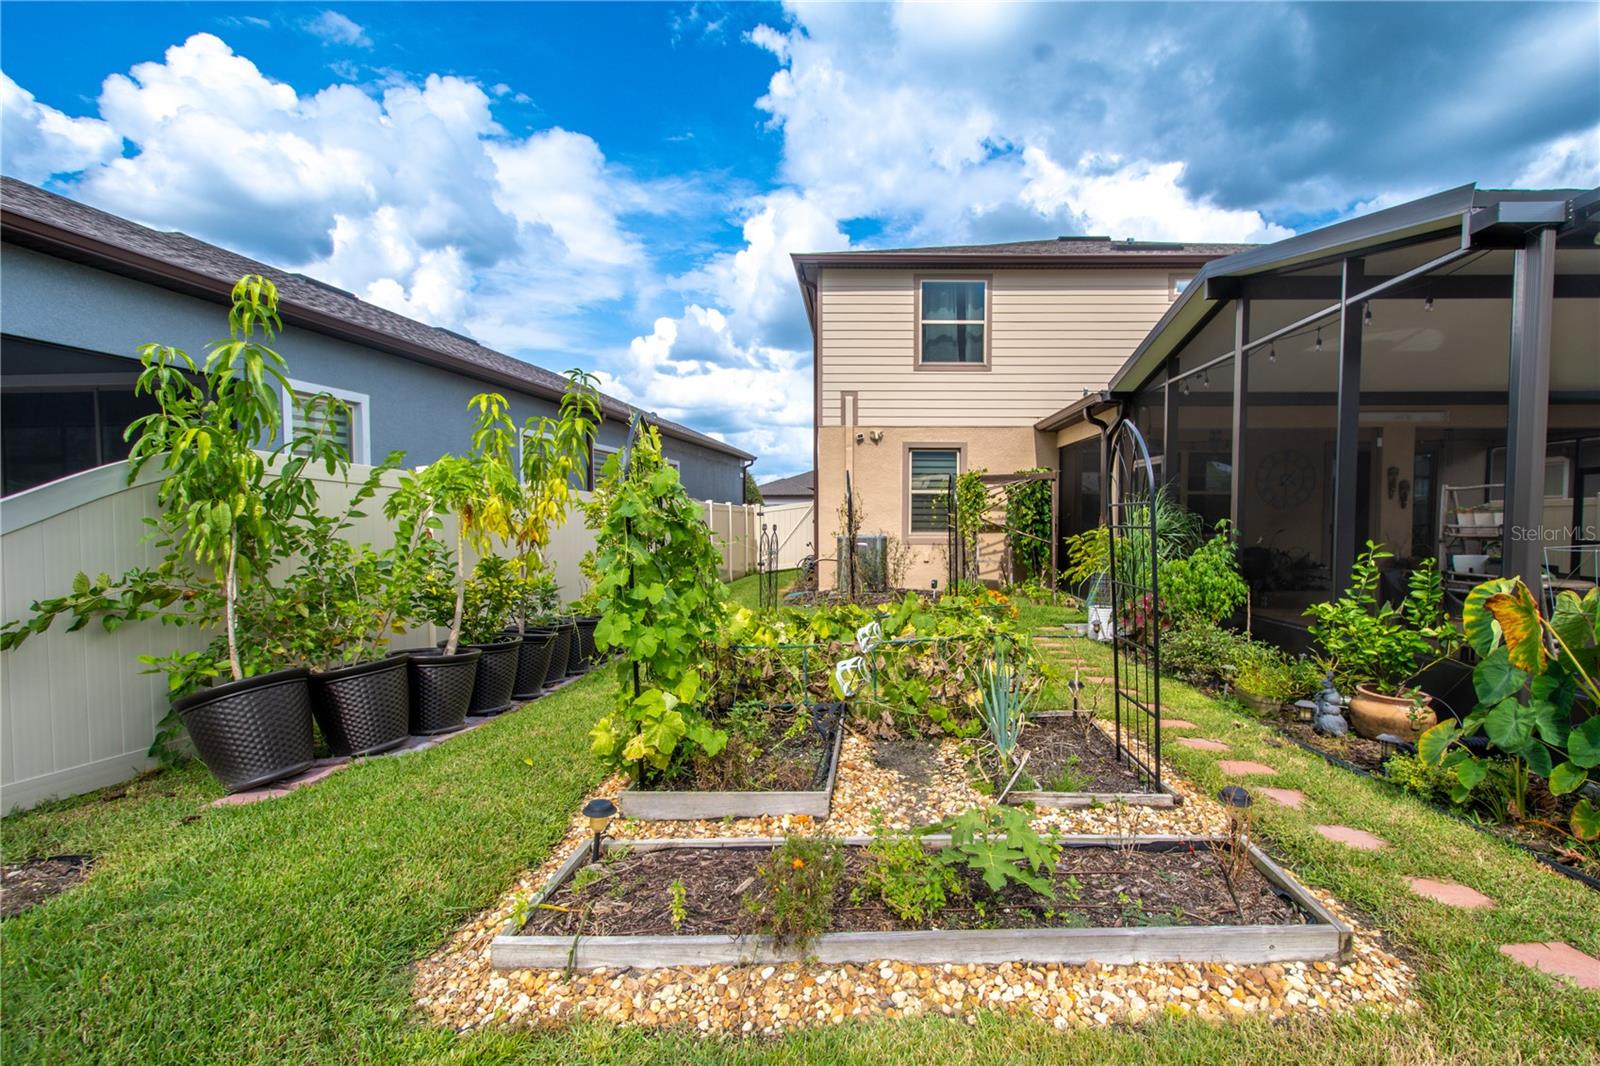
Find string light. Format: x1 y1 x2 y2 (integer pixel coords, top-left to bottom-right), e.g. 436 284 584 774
1314 327 1322 351
1424 296 1434 312
1268 344 1276 364
1363 304 1373 326
1201 371 1210 388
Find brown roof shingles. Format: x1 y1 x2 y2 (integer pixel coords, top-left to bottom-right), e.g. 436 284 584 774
0 176 752 460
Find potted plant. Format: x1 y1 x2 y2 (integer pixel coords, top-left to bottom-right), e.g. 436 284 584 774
1305 542 1462 741
469 375 601 695
453 556 524 715
2 277 351 791
384 453 490 734
240 458 418 756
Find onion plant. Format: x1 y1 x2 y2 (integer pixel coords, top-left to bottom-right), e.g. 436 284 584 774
972 636 1034 786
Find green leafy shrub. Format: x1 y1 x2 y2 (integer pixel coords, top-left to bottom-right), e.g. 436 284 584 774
1304 541 1460 696
1233 642 1322 704
1160 623 1253 685
1384 751 1461 805
745 835 844 950
937 805 1061 897
1161 521 1249 627
1002 469 1053 585
853 817 961 922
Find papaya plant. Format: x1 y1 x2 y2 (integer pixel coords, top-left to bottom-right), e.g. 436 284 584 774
1418 578 1600 841
585 421 728 783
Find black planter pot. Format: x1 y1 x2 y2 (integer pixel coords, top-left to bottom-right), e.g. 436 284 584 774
459 638 520 715
574 616 601 668
509 629 558 700
561 619 586 677
174 668 314 793
308 656 410 758
542 625 573 687
401 648 479 735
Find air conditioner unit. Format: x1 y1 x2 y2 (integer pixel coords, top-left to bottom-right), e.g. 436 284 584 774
836 533 889 593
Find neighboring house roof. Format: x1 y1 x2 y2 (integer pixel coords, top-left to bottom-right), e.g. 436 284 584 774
0 176 753 461
791 235 1255 332
757 470 814 497
1101 183 1596 396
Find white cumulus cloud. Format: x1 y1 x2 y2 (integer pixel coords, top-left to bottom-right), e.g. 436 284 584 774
306 10 372 48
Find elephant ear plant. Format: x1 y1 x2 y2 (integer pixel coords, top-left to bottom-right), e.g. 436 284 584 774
1419 579 1600 842
585 422 729 784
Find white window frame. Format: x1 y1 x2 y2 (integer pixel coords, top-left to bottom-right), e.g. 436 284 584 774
280 378 370 465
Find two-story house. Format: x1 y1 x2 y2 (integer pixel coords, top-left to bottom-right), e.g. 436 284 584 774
792 237 1251 590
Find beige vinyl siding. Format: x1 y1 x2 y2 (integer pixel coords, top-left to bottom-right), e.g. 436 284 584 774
819 267 1176 427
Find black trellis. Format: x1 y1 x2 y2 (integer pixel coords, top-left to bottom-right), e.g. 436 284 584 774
1104 416 1164 791
757 518 780 610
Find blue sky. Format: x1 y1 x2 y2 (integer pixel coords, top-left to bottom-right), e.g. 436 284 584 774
3 2 1596 477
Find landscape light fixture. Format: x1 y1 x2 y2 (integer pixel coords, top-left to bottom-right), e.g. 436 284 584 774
1217 785 1253 830
582 797 617 862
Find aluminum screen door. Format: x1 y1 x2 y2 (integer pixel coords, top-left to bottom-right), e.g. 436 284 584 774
1104 416 1163 790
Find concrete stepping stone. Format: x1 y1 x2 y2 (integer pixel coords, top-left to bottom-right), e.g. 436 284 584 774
1162 719 1198 729
209 788 291 808
1499 942 1600 989
1406 877 1493 909
1315 825 1387 851
1257 787 1306 810
1217 760 1277 776
1176 738 1228 752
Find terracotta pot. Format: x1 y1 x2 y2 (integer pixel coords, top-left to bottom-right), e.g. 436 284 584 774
1349 684 1436 742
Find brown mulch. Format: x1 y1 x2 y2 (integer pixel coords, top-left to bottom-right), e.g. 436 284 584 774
1274 717 1393 775
1 854 92 919
653 706 834 794
520 841 1302 938
1016 715 1153 794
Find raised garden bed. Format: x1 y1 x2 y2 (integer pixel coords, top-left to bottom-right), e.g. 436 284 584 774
491 834 1350 970
616 705 845 820
1003 713 1179 809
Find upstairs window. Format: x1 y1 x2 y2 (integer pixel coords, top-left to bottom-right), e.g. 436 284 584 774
908 447 960 534
918 279 987 364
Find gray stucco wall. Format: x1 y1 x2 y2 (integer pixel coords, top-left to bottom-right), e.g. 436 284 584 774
0 245 745 501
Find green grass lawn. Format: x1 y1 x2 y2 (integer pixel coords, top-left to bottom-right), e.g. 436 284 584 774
725 568 800 611
2 637 1596 1064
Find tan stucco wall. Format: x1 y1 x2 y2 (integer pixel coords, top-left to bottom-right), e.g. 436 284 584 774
815 424 1052 591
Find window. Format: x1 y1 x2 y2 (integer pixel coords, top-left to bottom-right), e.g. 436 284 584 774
587 444 618 490
908 447 960 534
918 279 986 364
281 380 369 464
1 385 158 496
1170 274 1194 299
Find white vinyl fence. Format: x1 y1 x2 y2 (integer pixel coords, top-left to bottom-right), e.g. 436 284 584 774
0 458 759 812
757 501 815 570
